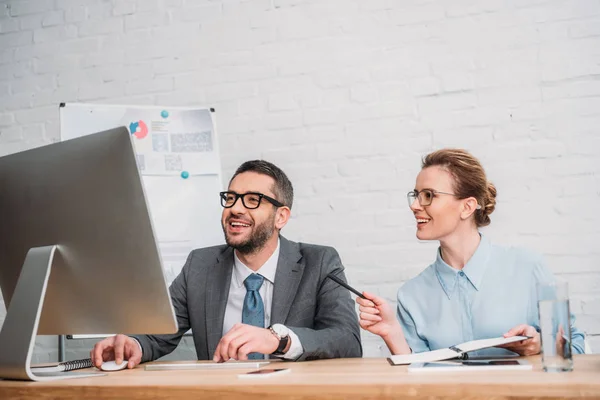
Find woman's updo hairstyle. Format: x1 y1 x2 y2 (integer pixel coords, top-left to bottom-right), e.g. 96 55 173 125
422 149 497 227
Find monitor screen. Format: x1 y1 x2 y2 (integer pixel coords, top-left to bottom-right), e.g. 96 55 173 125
0 127 177 336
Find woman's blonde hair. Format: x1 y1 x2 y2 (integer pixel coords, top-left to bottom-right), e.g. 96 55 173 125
422 149 497 227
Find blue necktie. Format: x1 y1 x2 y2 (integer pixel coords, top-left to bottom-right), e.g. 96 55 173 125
242 274 265 360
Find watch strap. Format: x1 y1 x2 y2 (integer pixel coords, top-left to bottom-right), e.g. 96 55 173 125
269 325 289 355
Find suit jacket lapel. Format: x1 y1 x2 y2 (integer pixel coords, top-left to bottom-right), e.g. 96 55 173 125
271 236 304 324
205 247 233 358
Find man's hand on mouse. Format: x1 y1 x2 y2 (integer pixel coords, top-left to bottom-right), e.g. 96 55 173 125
91 334 142 369
213 323 280 362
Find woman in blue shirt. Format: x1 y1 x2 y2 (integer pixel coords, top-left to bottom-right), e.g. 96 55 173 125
358 149 585 356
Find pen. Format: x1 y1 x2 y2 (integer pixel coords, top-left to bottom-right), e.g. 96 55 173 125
326 274 366 299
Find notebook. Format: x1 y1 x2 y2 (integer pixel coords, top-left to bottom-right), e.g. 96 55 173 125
31 358 94 373
387 336 531 365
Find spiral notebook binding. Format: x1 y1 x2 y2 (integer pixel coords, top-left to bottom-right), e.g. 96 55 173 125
61 358 93 371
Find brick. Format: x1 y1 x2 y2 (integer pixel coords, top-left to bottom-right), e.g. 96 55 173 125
0 125 22 142
569 18 600 39
86 2 112 20
8 0 54 17
164 0 183 8
410 77 440 97
113 2 136 16
0 112 14 126
31 85 78 108
0 30 33 48
588 335 600 352
258 76 313 94
22 123 45 141
42 10 65 27
135 0 162 12
150 23 200 41
237 97 265 115
78 18 123 36
302 108 338 126
314 68 370 89
268 93 298 111
445 0 506 17
124 12 169 30
516 1 600 24
582 298 600 315
262 145 317 166
542 80 600 101
573 315 600 335
388 4 446 25
417 92 477 114
60 37 100 54
263 111 303 130
11 75 55 94
78 81 126 101
64 6 86 23
478 86 541 107
170 4 222 23
432 126 494 148
155 90 206 106
277 17 330 41
218 116 264 135
219 64 277 83
205 82 258 102
350 83 378 103
33 54 80 74
33 25 78 44
125 77 173 95
0 47 13 64
376 82 412 102
0 17 19 33
14 106 56 124
439 72 474 92
319 89 351 108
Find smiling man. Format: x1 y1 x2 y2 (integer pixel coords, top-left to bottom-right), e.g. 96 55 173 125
91 160 362 368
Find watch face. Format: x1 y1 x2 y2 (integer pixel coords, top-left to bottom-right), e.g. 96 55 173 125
272 324 289 337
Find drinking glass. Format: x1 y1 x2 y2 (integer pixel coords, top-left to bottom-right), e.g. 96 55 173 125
537 281 573 372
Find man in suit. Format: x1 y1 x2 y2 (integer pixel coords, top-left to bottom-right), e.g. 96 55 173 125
91 160 361 368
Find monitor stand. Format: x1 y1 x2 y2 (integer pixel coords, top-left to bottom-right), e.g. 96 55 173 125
0 246 104 381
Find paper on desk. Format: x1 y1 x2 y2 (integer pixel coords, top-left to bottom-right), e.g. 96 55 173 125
145 361 270 371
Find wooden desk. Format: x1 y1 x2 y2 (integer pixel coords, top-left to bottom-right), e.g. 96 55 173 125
1 355 599 399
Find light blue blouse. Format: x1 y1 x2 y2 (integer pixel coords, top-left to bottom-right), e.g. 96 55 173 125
397 234 585 356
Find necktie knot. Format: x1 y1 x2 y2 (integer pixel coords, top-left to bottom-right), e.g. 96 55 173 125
244 273 264 292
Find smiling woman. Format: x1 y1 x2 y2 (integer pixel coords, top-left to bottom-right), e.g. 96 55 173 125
356 148 586 358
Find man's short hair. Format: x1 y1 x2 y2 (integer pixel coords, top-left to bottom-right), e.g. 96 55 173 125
230 160 294 209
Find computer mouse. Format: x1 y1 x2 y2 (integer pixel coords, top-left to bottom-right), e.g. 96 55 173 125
100 360 128 371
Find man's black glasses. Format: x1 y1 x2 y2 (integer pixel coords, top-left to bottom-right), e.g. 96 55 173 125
219 191 285 209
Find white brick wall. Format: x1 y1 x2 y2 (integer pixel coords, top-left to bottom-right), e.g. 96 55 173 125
1 0 599 361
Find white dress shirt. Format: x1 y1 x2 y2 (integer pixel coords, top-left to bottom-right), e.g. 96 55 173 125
223 239 303 359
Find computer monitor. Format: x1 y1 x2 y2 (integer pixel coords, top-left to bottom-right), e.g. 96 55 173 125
0 127 178 381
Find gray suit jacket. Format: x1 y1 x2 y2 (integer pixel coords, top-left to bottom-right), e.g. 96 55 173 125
134 236 362 362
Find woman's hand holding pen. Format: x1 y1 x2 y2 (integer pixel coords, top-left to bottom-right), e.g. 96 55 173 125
356 292 397 337
356 292 412 355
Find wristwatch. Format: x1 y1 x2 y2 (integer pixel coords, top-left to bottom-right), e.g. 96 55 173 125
269 324 290 355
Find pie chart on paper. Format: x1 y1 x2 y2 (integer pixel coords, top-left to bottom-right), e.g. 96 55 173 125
129 120 149 139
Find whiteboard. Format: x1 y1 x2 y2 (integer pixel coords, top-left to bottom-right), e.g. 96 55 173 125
60 103 225 294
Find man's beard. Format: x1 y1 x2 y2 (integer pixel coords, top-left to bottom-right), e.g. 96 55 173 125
222 212 276 255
